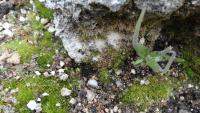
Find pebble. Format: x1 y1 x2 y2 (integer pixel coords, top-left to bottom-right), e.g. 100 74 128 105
27 100 37 110
87 79 98 88
42 92 49 97
56 103 61 107
115 70 122 75
35 103 42 112
35 16 40 21
19 16 26 22
116 81 123 87
40 18 48 24
58 69 65 75
37 98 41 102
69 98 76 105
20 9 27 14
61 87 72 96
2 22 12 29
59 74 69 81
140 79 150 85
86 90 96 102
43 72 49 77
50 71 55 76
180 96 185 101
35 71 41 76
48 27 56 33
131 69 136 74
60 61 65 67
6 53 20 64
188 84 194 88
113 106 118 112
2 29 13 37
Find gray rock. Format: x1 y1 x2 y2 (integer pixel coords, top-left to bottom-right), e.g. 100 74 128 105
134 0 184 14
0 2 13 18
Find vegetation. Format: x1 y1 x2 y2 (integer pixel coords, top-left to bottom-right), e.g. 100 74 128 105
2 75 80 113
121 75 179 111
132 8 176 73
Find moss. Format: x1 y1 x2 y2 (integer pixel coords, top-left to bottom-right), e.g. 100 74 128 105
33 0 54 20
99 69 111 85
27 12 44 31
2 75 79 113
98 47 127 70
120 75 179 111
2 40 39 63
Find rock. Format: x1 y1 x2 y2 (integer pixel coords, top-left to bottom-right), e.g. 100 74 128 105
42 92 49 97
134 0 184 14
61 87 72 96
19 16 26 22
179 109 190 113
6 53 20 64
59 61 65 67
35 103 42 112
0 52 12 64
87 79 98 88
2 29 13 37
113 106 118 112
86 90 96 102
0 2 13 18
50 71 55 76
48 27 56 33
27 100 37 111
69 98 76 105
56 103 61 107
35 71 41 76
40 18 48 25
59 73 69 81
140 79 150 85
2 22 12 29
131 69 136 75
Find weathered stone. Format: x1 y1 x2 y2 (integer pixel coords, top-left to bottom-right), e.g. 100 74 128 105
0 2 13 18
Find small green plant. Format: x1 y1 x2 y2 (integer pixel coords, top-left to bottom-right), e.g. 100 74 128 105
132 8 176 73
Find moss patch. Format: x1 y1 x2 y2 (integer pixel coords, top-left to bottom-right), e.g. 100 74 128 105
27 12 44 31
2 40 39 63
33 0 54 20
120 75 179 111
99 69 111 85
2 75 79 113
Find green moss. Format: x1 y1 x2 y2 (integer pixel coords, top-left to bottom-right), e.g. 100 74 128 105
33 0 54 20
27 12 44 31
99 69 111 85
2 75 79 113
2 40 39 63
120 75 179 111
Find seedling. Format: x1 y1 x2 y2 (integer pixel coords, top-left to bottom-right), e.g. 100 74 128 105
132 8 176 73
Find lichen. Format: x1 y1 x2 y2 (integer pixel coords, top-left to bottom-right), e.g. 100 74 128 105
120 75 179 111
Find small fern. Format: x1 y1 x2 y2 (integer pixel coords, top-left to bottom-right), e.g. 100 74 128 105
132 8 176 73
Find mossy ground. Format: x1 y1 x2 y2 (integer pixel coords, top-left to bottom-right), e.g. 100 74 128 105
2 75 79 113
120 75 180 111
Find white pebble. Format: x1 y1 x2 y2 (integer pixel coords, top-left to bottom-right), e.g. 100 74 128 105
115 70 122 75
35 16 40 21
86 90 95 102
61 87 72 96
139 37 145 44
140 79 150 85
188 84 194 88
20 9 27 14
35 71 41 76
2 22 12 29
39 0 45 2
41 18 48 24
60 61 65 67
19 16 26 22
131 69 136 74
48 27 56 33
42 92 49 97
37 98 41 102
59 74 69 81
69 98 76 105
27 100 37 110
2 29 13 37
50 71 55 76
58 69 65 75
113 106 118 112
87 79 98 88
56 103 61 107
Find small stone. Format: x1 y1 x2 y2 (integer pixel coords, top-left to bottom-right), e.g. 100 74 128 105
61 87 72 96
139 37 145 44
35 71 41 76
60 61 65 67
131 69 136 74
116 81 122 87
6 53 20 64
42 92 49 97
58 69 65 75
27 100 37 110
47 64 51 67
35 103 42 112
2 29 13 37
35 16 40 21
115 70 122 75
20 9 27 14
56 103 61 107
59 74 69 81
87 79 98 88
19 16 26 22
69 98 76 105
179 109 190 113
180 96 184 101
140 79 150 85
40 18 48 24
50 71 55 76
105 108 109 113
43 72 49 77
2 22 12 29
37 98 41 102
113 106 118 112
48 27 56 33
188 84 194 88
86 90 95 102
